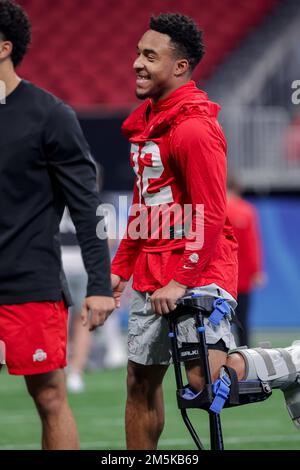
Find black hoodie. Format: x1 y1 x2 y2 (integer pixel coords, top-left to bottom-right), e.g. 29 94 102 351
0 80 112 305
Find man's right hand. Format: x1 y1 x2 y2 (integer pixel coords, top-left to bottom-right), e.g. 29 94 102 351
111 274 127 308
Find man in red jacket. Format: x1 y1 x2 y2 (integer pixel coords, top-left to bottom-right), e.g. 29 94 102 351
111 13 300 449
227 177 265 346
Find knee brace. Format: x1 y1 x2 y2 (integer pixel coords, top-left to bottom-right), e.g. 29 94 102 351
230 341 300 388
229 341 300 429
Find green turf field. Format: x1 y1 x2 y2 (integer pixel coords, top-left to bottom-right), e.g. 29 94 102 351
0 329 300 450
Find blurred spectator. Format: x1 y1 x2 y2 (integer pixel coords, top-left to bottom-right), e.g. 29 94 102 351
227 177 266 346
286 114 300 163
61 161 126 393
60 208 127 393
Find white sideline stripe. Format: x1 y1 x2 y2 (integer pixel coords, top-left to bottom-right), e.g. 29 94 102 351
0 416 124 426
0 434 299 450
0 413 282 429
0 405 125 418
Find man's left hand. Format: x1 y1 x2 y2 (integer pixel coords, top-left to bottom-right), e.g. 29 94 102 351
150 280 187 315
81 295 115 331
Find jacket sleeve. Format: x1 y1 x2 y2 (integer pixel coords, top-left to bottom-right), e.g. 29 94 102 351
44 102 112 297
111 183 142 280
170 117 227 287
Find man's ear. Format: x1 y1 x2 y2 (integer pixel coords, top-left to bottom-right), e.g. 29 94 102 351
174 58 190 77
0 40 13 62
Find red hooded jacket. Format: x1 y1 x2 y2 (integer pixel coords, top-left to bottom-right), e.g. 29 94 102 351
112 81 238 298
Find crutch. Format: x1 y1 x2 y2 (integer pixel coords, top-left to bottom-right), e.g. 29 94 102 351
167 294 272 450
167 297 224 450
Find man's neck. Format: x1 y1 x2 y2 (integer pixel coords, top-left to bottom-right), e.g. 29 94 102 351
0 62 21 97
152 78 191 104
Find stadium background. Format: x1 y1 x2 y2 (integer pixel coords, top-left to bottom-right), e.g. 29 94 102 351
1 0 300 450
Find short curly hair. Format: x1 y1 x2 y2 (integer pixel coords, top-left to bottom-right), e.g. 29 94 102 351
150 13 204 71
0 0 31 67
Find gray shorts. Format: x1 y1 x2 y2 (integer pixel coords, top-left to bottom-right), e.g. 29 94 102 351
128 284 237 366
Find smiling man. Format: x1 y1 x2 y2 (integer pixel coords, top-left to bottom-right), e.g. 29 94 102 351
110 13 300 450
111 13 238 449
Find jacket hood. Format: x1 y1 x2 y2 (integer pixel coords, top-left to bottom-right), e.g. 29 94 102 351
122 81 221 141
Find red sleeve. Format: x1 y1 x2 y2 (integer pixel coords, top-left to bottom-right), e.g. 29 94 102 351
170 117 227 287
111 183 142 280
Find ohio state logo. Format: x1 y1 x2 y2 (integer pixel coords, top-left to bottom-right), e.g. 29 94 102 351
33 349 47 362
189 253 199 264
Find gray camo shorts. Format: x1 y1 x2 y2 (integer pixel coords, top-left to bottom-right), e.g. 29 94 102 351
128 283 237 365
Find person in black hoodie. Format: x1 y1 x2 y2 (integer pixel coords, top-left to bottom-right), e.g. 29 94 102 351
0 0 114 449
